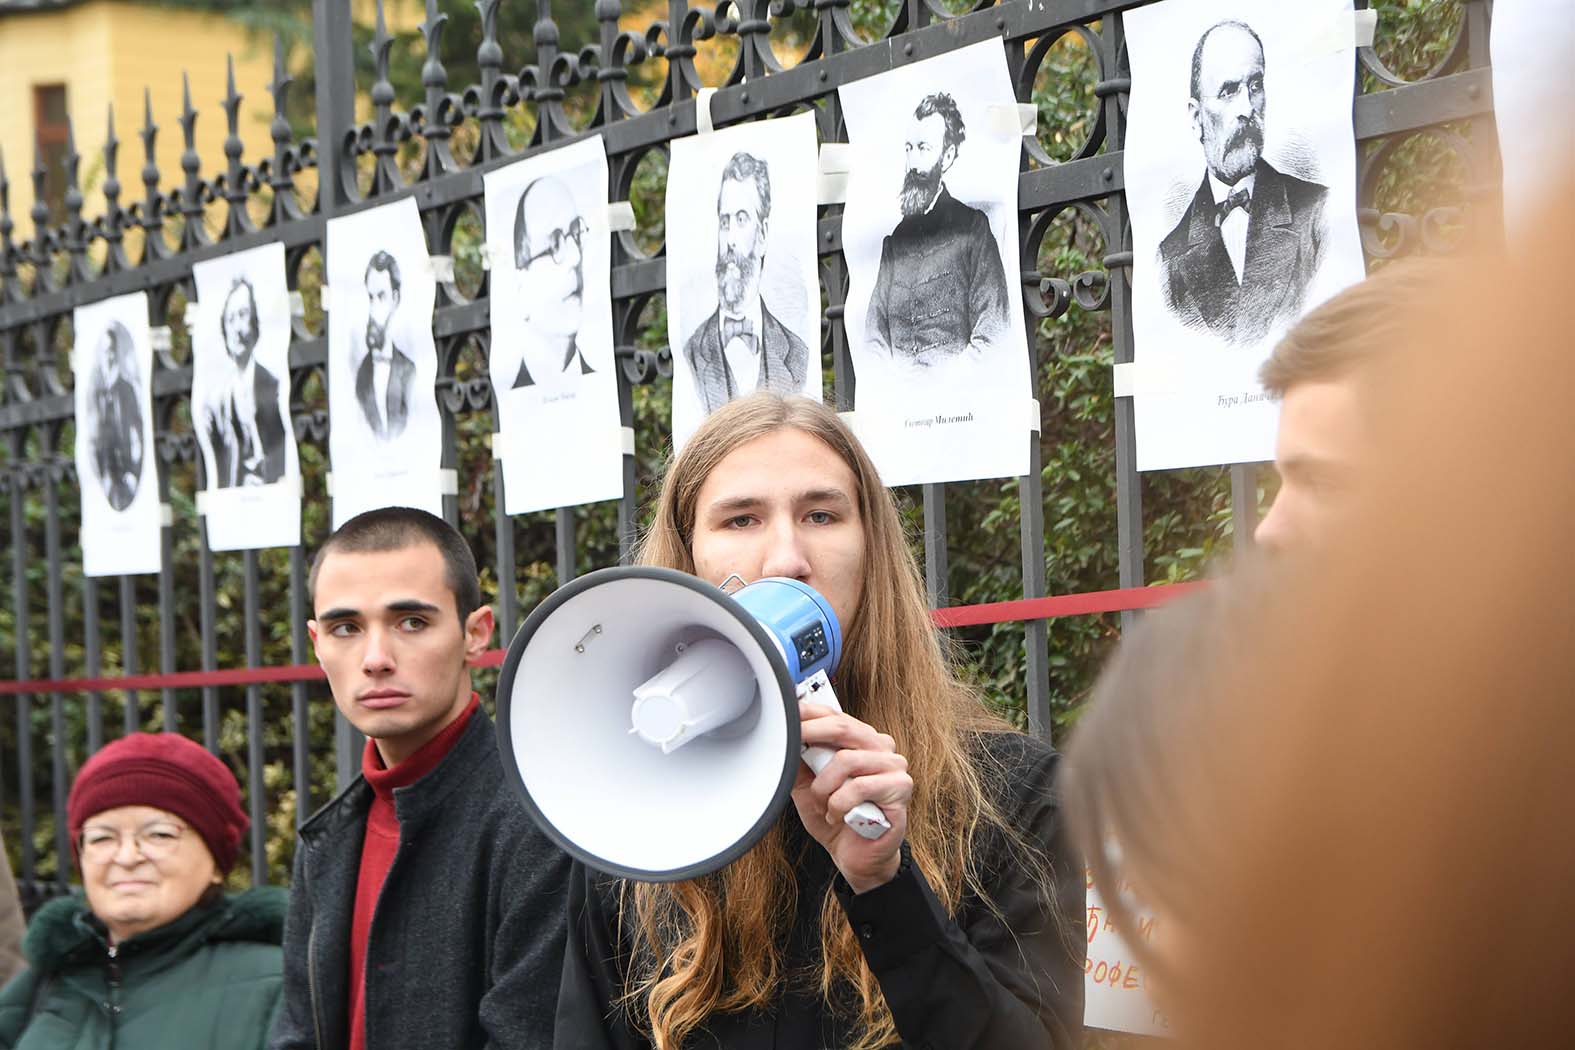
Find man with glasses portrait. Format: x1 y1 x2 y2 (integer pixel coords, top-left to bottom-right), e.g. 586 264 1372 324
511 174 595 389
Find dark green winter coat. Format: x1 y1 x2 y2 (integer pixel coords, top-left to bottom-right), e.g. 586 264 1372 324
0 886 286 1050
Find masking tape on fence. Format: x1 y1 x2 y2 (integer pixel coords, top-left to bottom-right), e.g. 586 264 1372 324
196 490 208 516
607 201 636 233
1112 362 1136 398
320 285 333 313
621 426 635 457
159 503 174 528
427 254 456 283
478 244 495 271
149 326 173 353
695 87 719 135
816 172 849 205
183 300 202 329
288 290 306 317
1027 397 1041 434
817 143 853 204
986 103 1038 140
1302 8 1377 60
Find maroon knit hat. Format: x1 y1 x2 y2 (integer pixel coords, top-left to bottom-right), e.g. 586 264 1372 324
67 732 249 874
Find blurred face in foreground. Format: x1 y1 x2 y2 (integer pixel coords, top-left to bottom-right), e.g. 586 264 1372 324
1255 377 1367 554
689 427 867 636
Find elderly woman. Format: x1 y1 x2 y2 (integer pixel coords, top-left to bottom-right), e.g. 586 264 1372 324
0 732 285 1049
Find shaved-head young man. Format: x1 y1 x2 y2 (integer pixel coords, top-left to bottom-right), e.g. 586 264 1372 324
270 507 568 1050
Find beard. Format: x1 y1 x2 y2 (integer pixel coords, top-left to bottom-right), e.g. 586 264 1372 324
1210 119 1263 184
716 247 759 311
365 318 388 352
900 160 943 218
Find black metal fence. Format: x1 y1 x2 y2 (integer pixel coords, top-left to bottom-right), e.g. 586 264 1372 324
0 0 1499 899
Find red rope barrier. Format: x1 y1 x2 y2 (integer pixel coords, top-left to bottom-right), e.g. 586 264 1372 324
0 583 1196 696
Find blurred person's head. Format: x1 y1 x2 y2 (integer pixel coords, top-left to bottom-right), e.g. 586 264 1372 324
1066 189 1575 1050
308 507 493 767
67 732 249 944
1255 259 1457 553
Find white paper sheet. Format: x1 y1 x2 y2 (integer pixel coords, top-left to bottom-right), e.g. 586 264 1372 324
1491 0 1575 241
190 242 302 550
73 292 162 576
838 40 1032 486
483 134 626 514
666 110 824 450
325 197 445 527
1125 0 1366 471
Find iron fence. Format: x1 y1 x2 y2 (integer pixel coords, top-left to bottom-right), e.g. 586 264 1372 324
0 0 1500 900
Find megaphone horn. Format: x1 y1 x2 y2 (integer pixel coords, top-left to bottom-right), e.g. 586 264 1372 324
496 566 889 882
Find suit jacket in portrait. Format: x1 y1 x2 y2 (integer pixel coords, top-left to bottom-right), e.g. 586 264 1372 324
1158 159 1329 347
93 377 143 512
204 363 288 488
683 301 810 414
354 344 417 441
865 186 1011 366
513 340 594 389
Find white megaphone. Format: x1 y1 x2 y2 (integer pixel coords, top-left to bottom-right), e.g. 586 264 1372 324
496 566 891 882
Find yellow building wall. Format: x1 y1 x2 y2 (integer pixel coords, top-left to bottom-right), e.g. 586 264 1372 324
0 0 426 242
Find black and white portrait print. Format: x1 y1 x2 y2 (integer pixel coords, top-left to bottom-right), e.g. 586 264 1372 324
839 40 1032 486
484 134 623 514
667 111 821 448
89 319 144 512
73 292 161 576
1125 0 1365 471
1157 19 1329 346
866 91 1012 366
326 197 444 527
191 241 301 550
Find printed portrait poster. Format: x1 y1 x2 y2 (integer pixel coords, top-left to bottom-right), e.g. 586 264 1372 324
483 134 624 514
1125 0 1366 471
73 291 161 577
666 111 822 450
325 196 445 528
839 40 1032 487
190 242 302 550
1491 0 1575 242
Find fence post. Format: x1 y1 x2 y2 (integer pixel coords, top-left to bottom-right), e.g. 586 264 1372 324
312 0 366 790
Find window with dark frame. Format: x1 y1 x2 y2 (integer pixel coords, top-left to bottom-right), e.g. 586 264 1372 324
34 83 69 224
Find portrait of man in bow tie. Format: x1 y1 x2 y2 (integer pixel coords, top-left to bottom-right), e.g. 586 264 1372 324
681 151 810 414
199 276 287 488
353 250 417 441
1159 19 1329 347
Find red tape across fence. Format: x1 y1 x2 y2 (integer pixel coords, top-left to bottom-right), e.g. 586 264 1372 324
0 582 1200 696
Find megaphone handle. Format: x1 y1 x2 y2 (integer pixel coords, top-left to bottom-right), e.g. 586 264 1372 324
801 744 894 840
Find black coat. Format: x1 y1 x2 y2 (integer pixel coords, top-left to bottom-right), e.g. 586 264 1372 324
268 708 571 1050
682 302 809 414
354 343 417 440
203 363 288 487
555 732 1086 1049
1158 159 1329 346
865 187 1012 366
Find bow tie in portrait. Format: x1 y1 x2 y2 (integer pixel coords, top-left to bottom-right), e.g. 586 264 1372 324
1215 186 1252 226
721 316 757 351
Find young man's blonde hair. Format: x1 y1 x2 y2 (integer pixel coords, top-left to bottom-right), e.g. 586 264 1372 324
1259 258 1458 398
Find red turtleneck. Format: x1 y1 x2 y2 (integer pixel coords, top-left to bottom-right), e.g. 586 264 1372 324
346 694 479 1050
